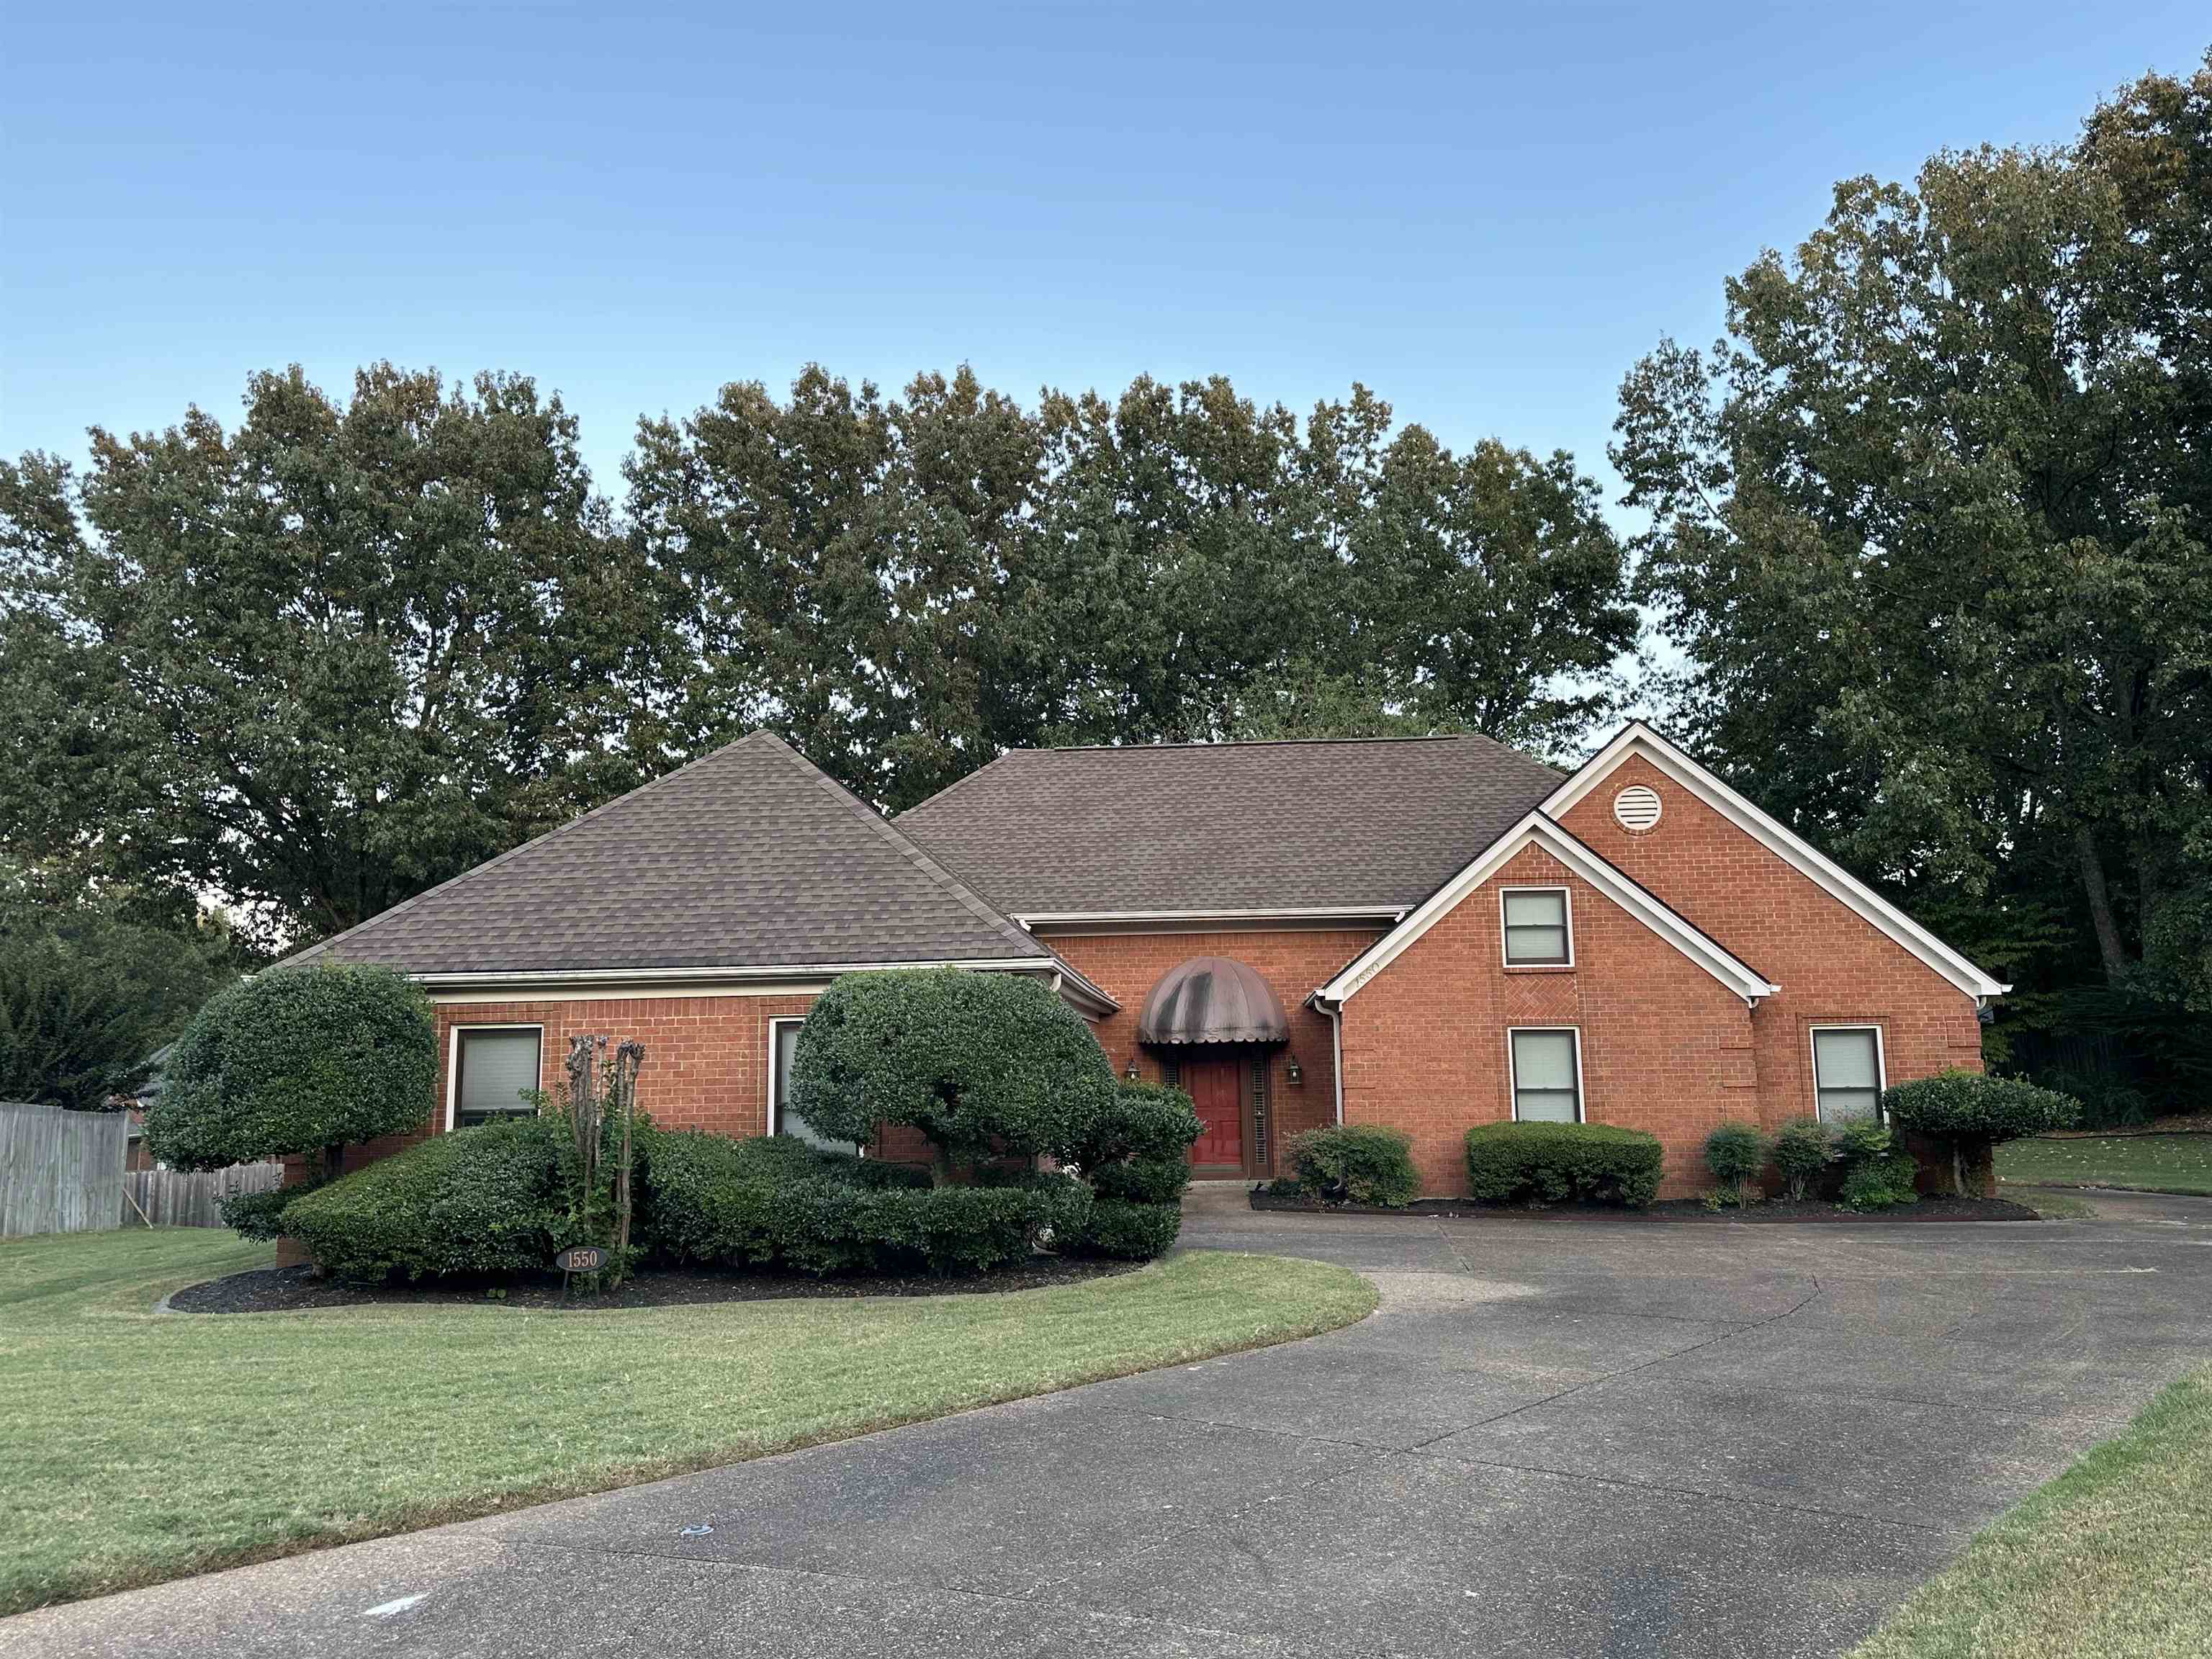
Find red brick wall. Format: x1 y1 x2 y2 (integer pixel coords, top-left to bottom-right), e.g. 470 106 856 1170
1557 754 1985 1128
1339 844 1759 1197
1040 927 1387 1177
284 991 818 1187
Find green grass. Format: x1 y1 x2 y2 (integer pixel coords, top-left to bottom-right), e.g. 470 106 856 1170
0 1228 1376 1615
1997 1133 2212 1196
1853 1363 2212 1658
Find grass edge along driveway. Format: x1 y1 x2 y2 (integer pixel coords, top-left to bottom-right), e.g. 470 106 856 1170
1853 1361 2212 1659
1997 1132 2212 1196
0 1228 1377 1617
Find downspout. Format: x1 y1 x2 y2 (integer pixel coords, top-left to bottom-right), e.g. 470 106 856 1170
1319 996 1346 1127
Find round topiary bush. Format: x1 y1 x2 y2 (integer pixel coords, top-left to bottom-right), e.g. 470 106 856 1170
144 962 436 1184
1882 1070 2082 1195
786 968 1118 1182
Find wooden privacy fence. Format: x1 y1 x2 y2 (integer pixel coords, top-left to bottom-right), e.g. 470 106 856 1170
1 1101 127 1238
125 1162 285 1228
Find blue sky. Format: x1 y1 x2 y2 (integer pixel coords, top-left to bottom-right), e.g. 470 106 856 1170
6 4 2206 516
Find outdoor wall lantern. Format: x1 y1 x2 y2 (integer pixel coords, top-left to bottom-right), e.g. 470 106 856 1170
1285 1055 1304 1085
1125 1060 1141 1081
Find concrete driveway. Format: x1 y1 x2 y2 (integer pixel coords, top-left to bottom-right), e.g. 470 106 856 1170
9 1188 2211 1659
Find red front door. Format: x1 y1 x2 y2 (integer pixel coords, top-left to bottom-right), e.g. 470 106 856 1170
1183 1057 1245 1169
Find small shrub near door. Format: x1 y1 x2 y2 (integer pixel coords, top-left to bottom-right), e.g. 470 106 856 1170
1062 1081 1203 1257
1464 1122 1663 1208
1282 1124 1420 1207
1070 1199 1185 1260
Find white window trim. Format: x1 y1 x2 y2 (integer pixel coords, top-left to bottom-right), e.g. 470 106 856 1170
1809 1023 1887 1124
1508 1026 1586 1124
1316 813 1777 1006
444 1022 546 1131
767 1016 806 1136
1499 885 1573 968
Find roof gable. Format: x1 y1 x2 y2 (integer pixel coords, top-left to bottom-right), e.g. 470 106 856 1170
897 734 1563 915
1317 812 1779 1005
289 732 1056 981
1542 724 2009 1001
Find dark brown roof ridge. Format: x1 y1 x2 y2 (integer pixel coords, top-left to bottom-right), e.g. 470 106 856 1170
1004 731 1556 759
752 732 1048 963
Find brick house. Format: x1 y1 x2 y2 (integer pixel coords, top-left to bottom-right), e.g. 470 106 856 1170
297 723 2005 1198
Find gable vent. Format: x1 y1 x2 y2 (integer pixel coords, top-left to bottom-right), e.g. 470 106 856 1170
1613 785 1663 832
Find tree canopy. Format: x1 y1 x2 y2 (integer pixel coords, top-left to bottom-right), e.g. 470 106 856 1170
1613 54 2212 1097
0 866 236 1110
0 365 675 955
4 361 1635 950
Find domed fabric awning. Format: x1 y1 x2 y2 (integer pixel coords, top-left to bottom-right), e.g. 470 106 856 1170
1137 956 1290 1046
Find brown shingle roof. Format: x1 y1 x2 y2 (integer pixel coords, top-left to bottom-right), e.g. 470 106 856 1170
896 734 1565 915
289 732 1056 979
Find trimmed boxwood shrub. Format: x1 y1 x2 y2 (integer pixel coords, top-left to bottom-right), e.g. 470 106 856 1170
216 1181 320 1242
786 968 1119 1182
1283 1124 1420 1208
282 1117 566 1282
1464 1122 1663 1208
635 1125 1085 1277
1065 1197 1184 1260
1071 1081 1202 1208
146 962 436 1187
1882 1070 2082 1195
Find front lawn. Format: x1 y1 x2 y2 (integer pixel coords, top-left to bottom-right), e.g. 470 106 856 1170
1996 1133 2212 1196
0 1228 1376 1615
1853 1362 2212 1658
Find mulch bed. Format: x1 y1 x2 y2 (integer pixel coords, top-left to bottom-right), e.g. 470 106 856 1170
1249 1190 2041 1223
167 1256 1141 1315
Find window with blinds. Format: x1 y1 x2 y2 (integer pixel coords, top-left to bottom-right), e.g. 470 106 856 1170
454 1028 542 1128
771 1017 851 1149
1812 1027 1884 1122
1501 888 1571 966
1510 1028 1582 1123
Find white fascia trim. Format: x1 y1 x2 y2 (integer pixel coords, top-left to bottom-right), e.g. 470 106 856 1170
1316 813 1780 1007
1015 906 1406 927
411 957 1061 991
1543 724 2010 1002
